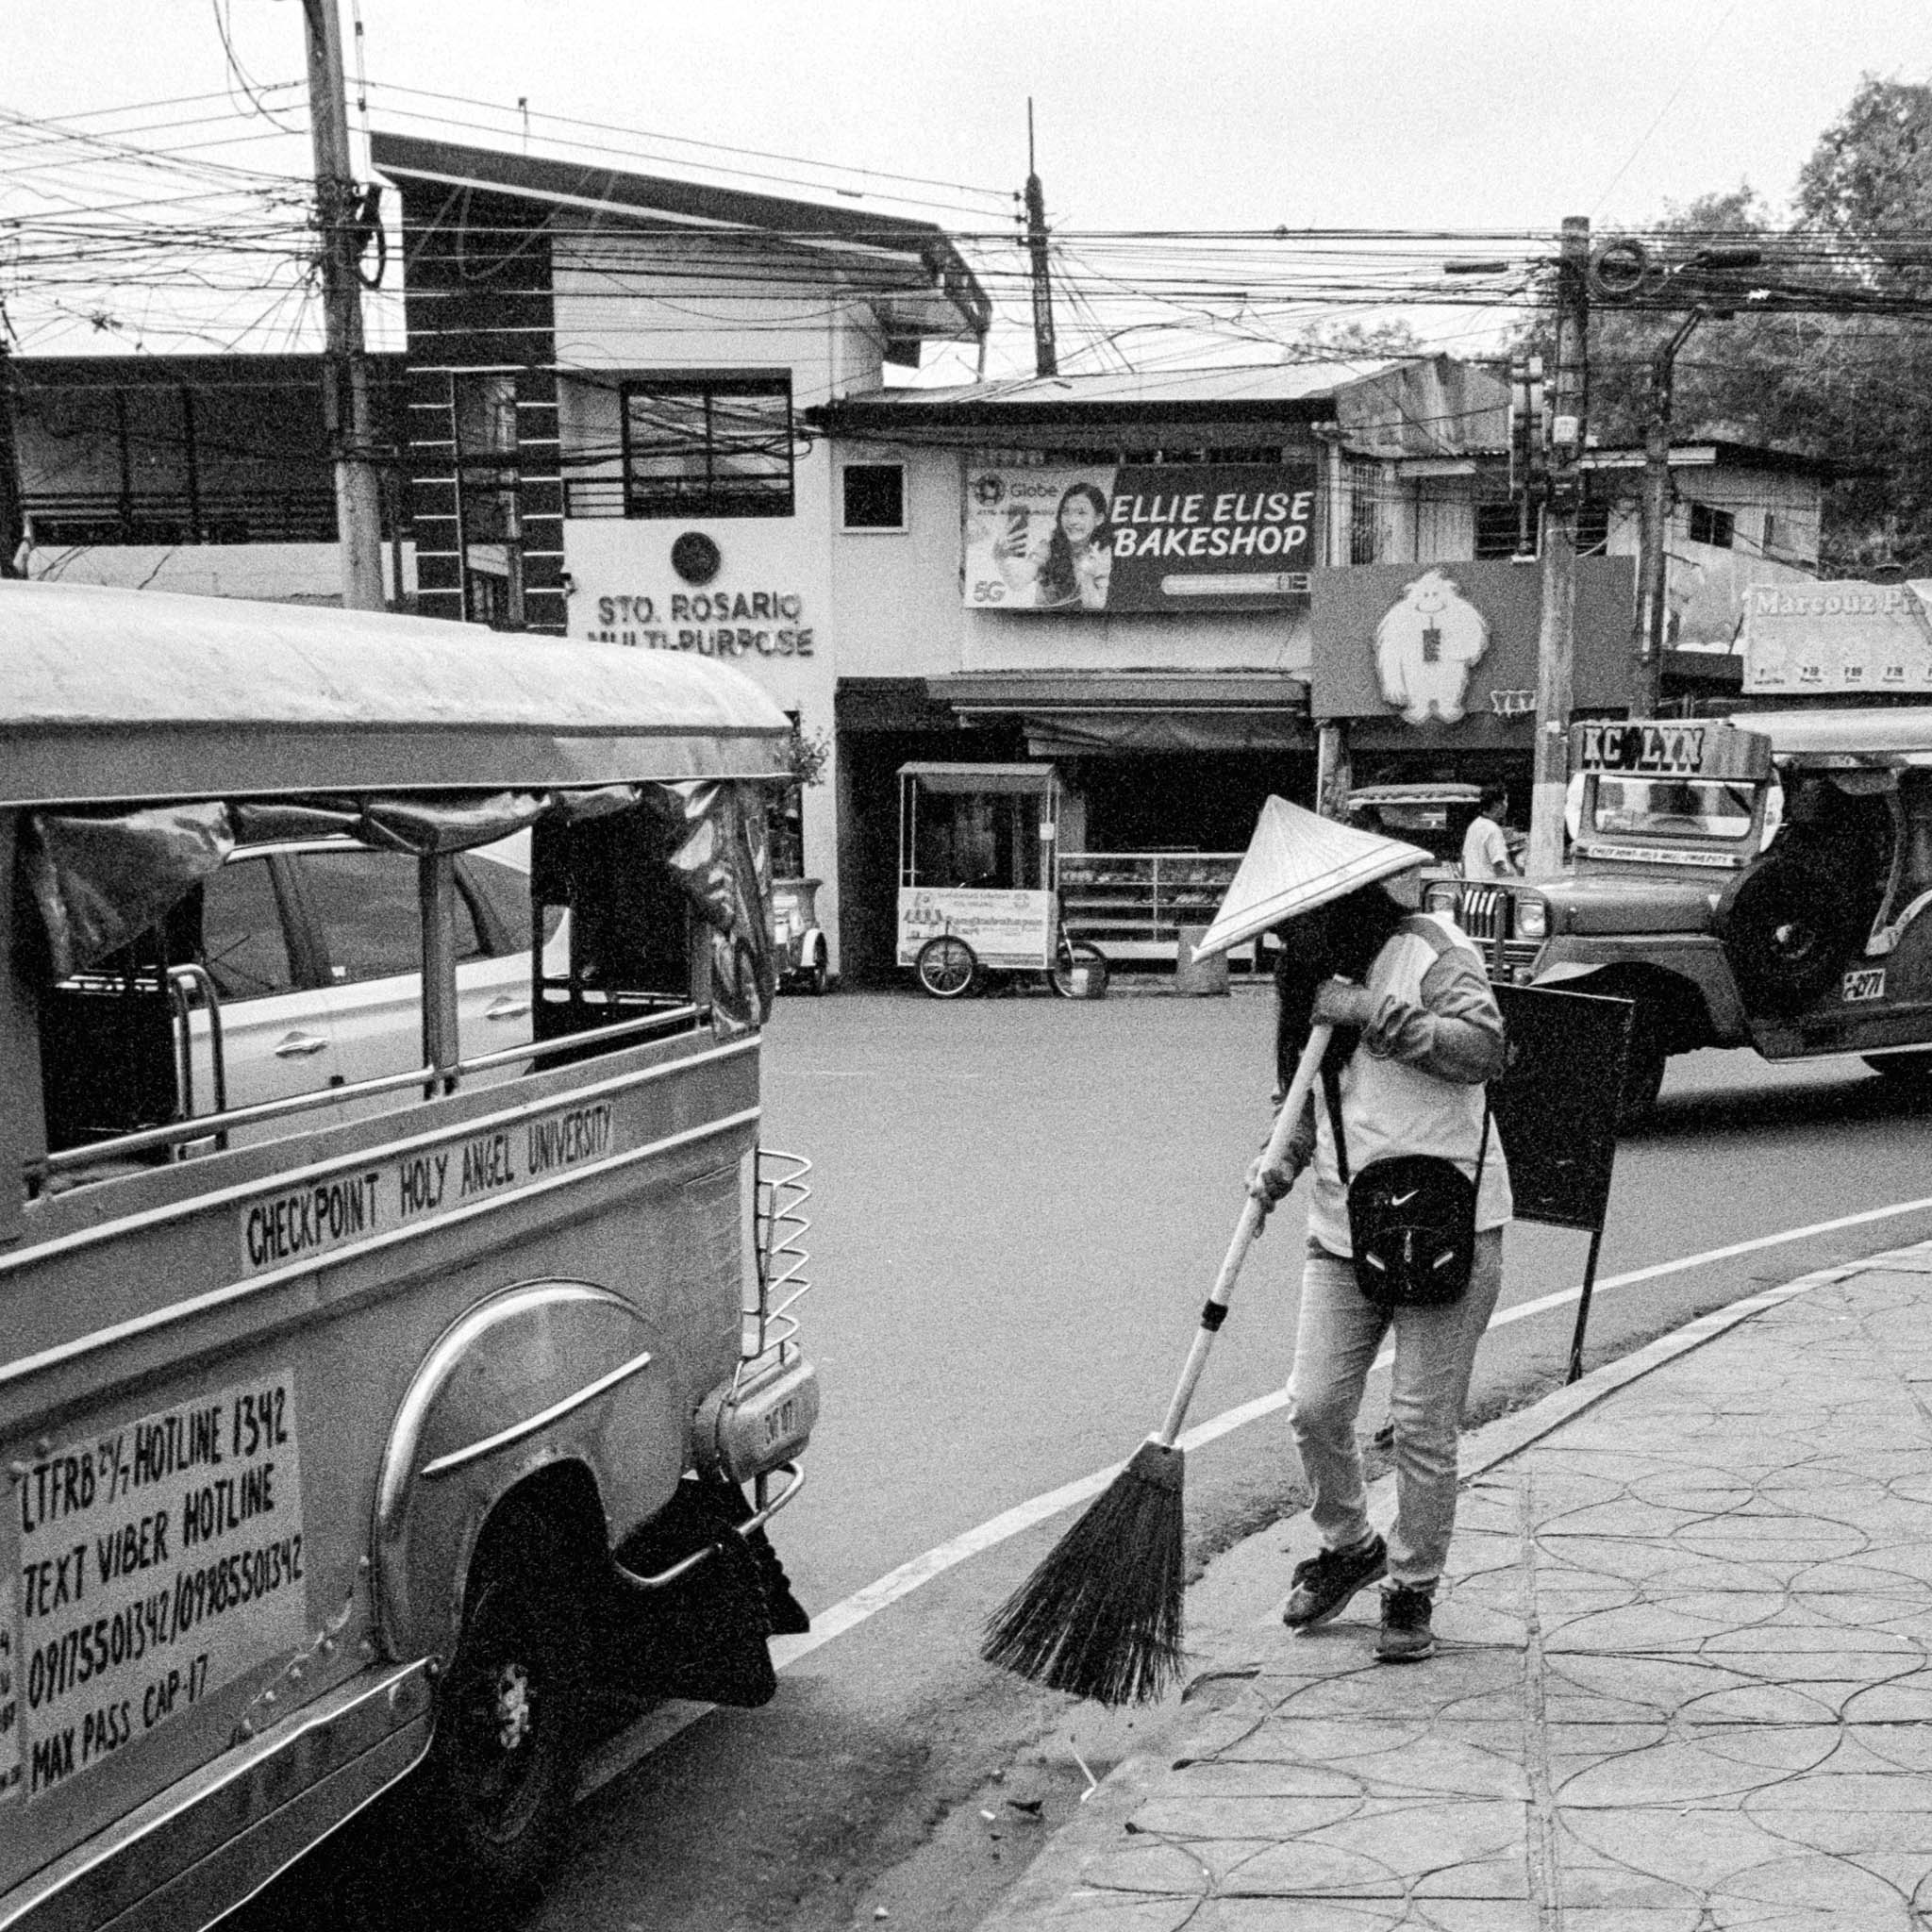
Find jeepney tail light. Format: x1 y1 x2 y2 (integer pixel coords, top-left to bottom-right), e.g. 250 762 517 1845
694 1353 821 1484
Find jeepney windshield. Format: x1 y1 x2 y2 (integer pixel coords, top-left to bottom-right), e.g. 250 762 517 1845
1591 777 1757 841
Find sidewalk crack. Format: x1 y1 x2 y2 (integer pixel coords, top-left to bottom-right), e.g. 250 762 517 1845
1519 1463 1563 1932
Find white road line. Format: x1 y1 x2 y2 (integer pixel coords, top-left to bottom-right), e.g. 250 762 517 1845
781 1189 1932 1661
581 1190 1932 1794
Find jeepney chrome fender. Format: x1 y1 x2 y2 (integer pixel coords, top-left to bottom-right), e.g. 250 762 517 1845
374 1279 688 1663
1533 935 1751 1044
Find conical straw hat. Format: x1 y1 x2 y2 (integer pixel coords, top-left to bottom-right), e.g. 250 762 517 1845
1191 797 1430 960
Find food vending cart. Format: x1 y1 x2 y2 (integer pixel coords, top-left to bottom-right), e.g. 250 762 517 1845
895 762 1107 998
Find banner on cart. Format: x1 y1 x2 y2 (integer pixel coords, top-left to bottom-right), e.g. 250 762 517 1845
963 462 1317 614
897 888 1053 970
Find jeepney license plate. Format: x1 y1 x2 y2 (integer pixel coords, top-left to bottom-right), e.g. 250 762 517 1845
1842 966 1887 1003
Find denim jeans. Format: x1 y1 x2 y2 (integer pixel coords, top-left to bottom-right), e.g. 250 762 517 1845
1285 1227 1505 1589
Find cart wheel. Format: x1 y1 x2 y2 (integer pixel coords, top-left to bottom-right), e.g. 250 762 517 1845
425 1512 585 1891
1048 939 1108 999
916 935 978 999
805 954 828 996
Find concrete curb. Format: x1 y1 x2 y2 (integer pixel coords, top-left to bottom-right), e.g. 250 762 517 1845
973 1236 1932 1931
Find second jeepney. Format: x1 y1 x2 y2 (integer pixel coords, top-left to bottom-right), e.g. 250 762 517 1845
0 582 819 1926
1441 708 1932 1124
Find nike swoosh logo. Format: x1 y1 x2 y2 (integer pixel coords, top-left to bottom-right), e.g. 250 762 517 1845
1391 1191 1419 1208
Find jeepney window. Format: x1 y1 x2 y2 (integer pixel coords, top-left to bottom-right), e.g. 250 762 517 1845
1886 771 1932 921
463 848 564 953
531 808 701 1055
202 855 296 998
294 848 488 981
1591 777 1755 840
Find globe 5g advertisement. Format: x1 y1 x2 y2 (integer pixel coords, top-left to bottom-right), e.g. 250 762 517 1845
963 462 1318 614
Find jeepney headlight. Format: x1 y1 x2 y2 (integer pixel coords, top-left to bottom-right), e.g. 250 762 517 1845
1516 899 1548 940
1423 880 1459 913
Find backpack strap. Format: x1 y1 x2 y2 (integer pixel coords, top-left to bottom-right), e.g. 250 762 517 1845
1321 1060 1351 1186
1321 1041 1491 1192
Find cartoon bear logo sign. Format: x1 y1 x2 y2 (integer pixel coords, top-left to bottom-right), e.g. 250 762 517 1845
1374 569 1491 724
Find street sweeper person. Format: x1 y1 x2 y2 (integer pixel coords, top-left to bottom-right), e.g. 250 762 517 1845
1241 807 1511 1664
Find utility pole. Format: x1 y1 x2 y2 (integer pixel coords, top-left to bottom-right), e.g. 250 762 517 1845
0 331 25 579
1631 309 1703 719
1629 248 1760 717
1528 215 1590 879
303 0 386 610
1024 101 1058 379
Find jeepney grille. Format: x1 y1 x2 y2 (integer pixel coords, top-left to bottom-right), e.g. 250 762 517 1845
1455 886 1541 980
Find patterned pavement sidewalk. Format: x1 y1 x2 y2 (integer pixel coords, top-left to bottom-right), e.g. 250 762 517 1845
977 1245 1932 1931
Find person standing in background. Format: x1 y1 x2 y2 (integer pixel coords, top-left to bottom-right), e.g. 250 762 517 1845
1460 785 1518 880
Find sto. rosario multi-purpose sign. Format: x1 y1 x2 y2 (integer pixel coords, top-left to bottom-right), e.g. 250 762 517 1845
584 589 814 658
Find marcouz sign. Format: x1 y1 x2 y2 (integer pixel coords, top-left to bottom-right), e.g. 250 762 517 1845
1312 558 1635 741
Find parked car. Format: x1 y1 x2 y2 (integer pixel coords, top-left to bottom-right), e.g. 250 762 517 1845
1437 710 1932 1126
114 833 568 1125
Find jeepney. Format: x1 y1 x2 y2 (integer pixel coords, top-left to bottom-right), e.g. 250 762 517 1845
0 583 819 1924
1440 708 1932 1124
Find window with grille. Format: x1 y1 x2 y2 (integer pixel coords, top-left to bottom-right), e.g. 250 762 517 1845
454 374 525 626
1576 503 1610 556
622 375 794 519
1349 462 1381 564
1474 502 1533 560
1688 501 1735 549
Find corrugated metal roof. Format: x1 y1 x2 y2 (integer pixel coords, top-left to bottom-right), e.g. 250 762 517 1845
0 581 790 805
830 360 1392 416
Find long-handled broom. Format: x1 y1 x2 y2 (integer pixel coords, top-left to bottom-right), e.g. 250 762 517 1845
980 1022 1336 1707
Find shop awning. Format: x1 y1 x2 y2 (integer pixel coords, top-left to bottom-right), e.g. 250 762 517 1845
925 672 1310 758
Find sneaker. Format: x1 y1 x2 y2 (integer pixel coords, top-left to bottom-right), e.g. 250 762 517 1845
1282 1534 1387 1630
1375 1583 1437 1663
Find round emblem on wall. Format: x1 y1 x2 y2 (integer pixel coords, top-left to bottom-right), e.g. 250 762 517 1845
671 532 723 586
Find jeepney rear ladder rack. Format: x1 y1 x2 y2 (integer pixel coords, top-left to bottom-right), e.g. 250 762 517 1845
748 1147 812 1376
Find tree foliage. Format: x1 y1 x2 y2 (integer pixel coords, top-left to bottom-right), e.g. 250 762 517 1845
1275 318 1427 366
1524 79 1932 573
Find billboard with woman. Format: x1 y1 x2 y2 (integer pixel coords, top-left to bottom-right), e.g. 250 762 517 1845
963 462 1316 614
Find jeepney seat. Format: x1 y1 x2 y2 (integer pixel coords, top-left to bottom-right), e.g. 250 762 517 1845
39 975 181 1155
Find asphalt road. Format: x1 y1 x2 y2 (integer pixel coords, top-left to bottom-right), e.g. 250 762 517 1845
251 983 1932 1932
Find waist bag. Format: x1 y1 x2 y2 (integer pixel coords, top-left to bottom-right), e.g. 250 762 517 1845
1322 1064 1491 1308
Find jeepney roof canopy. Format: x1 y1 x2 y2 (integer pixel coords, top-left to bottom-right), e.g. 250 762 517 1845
897 761 1058 794
0 581 791 806
1741 707 1932 763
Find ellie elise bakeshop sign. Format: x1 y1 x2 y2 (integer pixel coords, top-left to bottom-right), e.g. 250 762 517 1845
963 462 1317 615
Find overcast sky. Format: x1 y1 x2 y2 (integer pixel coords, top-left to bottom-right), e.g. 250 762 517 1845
8 0 1932 371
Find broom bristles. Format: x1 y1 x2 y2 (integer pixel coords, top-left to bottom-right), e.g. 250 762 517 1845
979 1439 1187 1707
